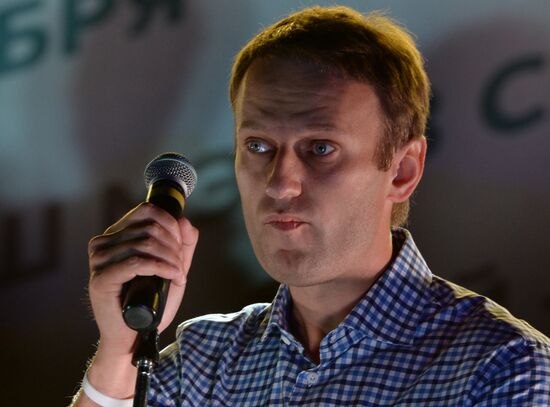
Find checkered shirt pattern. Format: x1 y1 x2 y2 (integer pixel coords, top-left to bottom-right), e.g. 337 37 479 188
148 228 550 406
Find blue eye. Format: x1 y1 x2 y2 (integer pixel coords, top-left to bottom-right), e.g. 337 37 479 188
246 139 270 153
312 142 335 156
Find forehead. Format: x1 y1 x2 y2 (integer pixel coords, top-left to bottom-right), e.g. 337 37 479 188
234 57 383 134
236 58 338 119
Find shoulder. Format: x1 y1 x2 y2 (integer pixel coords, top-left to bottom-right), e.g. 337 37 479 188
174 302 271 349
151 303 272 403
427 276 550 403
154 303 271 388
429 276 550 348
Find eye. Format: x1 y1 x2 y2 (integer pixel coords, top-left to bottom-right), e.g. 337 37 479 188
311 142 335 156
246 139 271 153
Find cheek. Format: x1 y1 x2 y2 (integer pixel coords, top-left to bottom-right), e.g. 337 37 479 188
235 165 263 219
329 171 388 217
236 150 264 179
236 165 256 195
236 152 271 196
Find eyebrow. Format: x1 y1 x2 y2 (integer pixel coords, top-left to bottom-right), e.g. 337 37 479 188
238 119 340 133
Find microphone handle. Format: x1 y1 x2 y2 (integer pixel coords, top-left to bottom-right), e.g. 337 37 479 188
122 180 186 331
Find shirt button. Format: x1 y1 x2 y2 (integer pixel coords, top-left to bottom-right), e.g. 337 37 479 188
306 372 319 386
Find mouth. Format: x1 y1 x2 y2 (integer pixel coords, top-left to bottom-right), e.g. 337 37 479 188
263 215 307 231
266 221 305 231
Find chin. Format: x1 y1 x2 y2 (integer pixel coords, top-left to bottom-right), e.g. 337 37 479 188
263 255 330 287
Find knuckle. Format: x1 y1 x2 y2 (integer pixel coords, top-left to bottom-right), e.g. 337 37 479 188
125 255 142 268
88 272 106 293
144 221 162 239
88 235 101 254
138 235 156 251
140 202 158 217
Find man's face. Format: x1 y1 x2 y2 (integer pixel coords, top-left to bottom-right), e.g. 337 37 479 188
234 57 395 287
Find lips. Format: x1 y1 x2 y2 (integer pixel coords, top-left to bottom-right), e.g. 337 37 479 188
268 221 304 231
263 214 307 231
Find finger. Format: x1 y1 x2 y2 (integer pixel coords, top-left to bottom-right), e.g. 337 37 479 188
177 217 199 280
156 221 198 332
90 234 183 273
90 255 181 294
88 220 180 257
88 215 183 256
158 283 186 333
103 202 183 245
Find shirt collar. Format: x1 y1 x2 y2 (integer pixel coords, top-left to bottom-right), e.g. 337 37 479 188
261 228 432 345
342 228 432 345
260 284 291 341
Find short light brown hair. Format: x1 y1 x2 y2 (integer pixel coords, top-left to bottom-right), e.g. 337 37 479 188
230 6 430 227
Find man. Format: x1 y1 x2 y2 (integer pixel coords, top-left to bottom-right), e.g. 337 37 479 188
72 6 550 406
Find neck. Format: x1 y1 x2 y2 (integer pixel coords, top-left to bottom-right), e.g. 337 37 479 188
288 231 394 363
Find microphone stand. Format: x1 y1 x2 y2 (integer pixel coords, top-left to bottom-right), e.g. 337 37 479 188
132 329 159 407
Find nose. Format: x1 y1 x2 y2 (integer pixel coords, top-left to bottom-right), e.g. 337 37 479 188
265 149 302 200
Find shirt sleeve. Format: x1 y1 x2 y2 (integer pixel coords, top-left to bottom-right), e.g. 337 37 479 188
147 341 182 406
468 337 550 406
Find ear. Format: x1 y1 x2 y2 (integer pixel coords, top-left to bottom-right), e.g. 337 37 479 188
387 136 427 203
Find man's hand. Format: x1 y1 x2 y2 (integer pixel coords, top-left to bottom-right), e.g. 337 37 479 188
73 202 199 405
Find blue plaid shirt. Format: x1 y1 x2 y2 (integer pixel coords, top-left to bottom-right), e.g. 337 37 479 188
149 229 550 405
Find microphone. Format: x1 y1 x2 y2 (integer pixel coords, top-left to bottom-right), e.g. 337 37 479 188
122 152 197 331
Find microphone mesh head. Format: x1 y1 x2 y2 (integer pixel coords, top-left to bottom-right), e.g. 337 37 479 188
144 152 197 198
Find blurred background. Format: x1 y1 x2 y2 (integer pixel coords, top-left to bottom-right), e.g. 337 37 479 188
0 0 548 405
